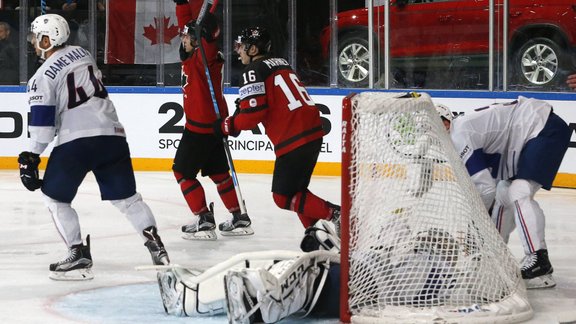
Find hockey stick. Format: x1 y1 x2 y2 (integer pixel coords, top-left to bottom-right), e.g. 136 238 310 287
195 0 248 216
136 250 304 284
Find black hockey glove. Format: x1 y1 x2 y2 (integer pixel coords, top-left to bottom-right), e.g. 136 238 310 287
173 0 188 5
18 151 43 191
199 12 220 42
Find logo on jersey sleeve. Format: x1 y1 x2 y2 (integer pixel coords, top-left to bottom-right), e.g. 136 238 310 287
239 82 265 100
28 95 44 105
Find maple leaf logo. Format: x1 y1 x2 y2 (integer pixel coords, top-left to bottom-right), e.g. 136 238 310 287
143 16 179 45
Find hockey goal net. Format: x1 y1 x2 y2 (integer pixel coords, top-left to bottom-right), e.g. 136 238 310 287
340 92 533 323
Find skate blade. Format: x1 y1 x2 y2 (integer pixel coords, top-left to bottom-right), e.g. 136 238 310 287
220 226 255 237
49 268 94 281
182 230 217 241
525 274 556 289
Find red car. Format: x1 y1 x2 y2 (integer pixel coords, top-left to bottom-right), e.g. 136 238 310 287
320 0 576 89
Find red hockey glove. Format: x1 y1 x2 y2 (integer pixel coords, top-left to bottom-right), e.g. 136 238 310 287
213 116 240 138
18 151 43 191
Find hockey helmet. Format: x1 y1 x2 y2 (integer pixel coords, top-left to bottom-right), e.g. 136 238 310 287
235 26 271 55
435 104 453 122
29 14 70 48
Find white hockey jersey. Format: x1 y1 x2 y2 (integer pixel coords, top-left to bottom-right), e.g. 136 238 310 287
27 45 125 154
450 96 551 206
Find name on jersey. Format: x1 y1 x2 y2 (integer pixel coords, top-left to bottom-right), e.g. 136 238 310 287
239 82 265 99
44 47 90 80
263 58 289 69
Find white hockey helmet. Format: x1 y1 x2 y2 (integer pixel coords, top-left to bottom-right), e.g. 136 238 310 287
435 104 453 122
29 14 70 58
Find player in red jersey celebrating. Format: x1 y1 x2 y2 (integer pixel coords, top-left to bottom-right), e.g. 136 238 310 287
214 26 340 232
173 0 252 240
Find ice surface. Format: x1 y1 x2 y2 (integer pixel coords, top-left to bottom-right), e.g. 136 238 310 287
1 171 575 323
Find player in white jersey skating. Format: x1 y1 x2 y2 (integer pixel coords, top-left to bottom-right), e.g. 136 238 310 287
17 14 169 281
437 97 571 288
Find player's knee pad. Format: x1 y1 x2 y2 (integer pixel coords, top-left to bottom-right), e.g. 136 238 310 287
224 251 339 324
110 193 156 229
43 194 73 215
272 192 291 210
110 192 143 213
508 179 541 203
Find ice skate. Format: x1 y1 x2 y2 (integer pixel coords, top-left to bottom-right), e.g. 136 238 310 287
521 249 556 289
219 211 254 236
300 219 340 252
49 235 94 281
143 226 170 265
182 203 217 240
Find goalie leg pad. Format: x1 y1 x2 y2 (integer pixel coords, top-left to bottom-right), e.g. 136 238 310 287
157 268 226 316
224 251 339 323
225 270 261 324
157 270 184 316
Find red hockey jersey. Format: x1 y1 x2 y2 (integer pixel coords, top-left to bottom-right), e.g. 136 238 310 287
234 57 324 157
176 1 228 134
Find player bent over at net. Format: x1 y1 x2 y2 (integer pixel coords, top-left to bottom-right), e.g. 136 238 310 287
436 98 571 289
213 26 340 231
172 0 253 241
18 14 169 281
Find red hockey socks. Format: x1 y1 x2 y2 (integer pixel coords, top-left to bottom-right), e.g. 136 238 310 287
174 171 207 215
273 190 331 227
209 173 240 213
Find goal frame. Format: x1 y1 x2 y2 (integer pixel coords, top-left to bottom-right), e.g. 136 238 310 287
340 93 355 322
339 92 533 324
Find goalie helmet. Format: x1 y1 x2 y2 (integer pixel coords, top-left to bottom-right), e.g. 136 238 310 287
435 103 453 122
235 26 271 55
29 14 70 49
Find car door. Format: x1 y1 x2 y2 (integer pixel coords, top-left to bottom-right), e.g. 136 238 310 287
388 0 461 59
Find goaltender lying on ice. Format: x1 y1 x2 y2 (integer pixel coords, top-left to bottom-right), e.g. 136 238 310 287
143 220 341 323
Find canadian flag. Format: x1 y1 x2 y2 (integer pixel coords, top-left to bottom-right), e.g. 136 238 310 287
105 0 181 64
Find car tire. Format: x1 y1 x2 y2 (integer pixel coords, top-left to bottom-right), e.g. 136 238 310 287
512 37 567 88
337 31 372 88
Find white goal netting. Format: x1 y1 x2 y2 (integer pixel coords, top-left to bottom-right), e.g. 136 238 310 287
342 92 532 323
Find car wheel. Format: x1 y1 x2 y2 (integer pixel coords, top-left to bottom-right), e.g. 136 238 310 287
512 37 566 88
338 32 371 87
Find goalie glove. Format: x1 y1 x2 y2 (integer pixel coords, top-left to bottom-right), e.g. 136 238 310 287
18 151 42 191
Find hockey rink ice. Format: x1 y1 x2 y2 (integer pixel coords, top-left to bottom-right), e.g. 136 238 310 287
1 170 575 323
